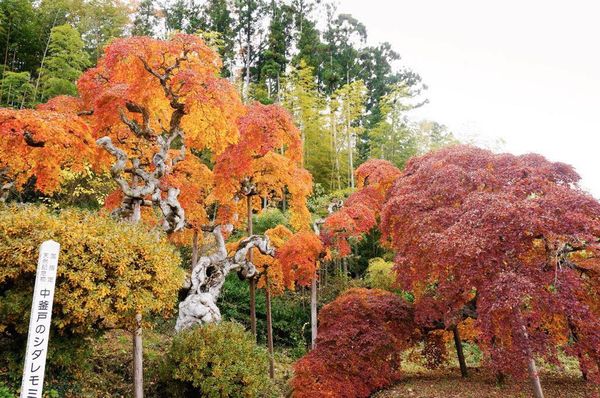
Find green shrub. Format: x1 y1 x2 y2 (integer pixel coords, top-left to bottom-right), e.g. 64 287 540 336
160 322 273 397
253 208 290 234
0 204 184 336
0 383 14 398
351 228 388 277
364 258 414 302
307 186 353 217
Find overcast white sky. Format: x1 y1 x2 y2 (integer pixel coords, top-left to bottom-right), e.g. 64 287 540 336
336 0 599 197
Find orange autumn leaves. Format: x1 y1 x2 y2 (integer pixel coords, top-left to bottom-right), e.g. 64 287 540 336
78 34 243 156
277 231 324 287
321 159 401 257
242 225 324 296
213 102 312 231
1 34 315 252
0 107 97 195
78 34 244 234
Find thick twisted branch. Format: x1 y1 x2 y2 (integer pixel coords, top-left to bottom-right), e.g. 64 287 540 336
176 226 276 331
97 136 185 232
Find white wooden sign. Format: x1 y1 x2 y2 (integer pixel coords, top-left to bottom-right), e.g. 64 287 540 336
20 240 60 398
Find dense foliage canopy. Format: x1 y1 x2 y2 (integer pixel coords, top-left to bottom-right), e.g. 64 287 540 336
381 145 600 381
213 102 312 230
0 107 96 198
0 205 183 336
79 33 244 233
292 288 418 398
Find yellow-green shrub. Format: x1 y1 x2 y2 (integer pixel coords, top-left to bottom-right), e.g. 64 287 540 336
0 204 184 336
364 257 397 291
160 322 272 398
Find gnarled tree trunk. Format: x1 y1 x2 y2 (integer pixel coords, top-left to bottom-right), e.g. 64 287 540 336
175 225 275 331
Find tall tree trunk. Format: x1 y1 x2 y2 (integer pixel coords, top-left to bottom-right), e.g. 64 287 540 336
331 111 340 191
282 190 287 213
347 118 354 188
518 315 544 398
33 11 59 103
131 200 144 398
311 276 318 349
247 195 257 338
452 325 468 378
0 24 11 102
243 6 251 102
265 274 274 378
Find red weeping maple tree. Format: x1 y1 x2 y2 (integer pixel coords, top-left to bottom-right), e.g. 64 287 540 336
380 145 600 394
292 288 419 398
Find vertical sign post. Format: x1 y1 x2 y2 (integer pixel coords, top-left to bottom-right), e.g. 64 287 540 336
20 240 60 398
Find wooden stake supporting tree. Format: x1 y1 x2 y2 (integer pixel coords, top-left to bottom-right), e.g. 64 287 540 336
278 231 324 350
247 193 257 338
249 225 323 376
250 225 294 378
311 198 343 348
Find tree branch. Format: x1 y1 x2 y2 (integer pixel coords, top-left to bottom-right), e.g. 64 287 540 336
23 131 45 147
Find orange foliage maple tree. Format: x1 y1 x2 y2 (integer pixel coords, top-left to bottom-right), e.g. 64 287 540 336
213 102 312 231
75 34 244 231
277 231 324 288
0 107 96 201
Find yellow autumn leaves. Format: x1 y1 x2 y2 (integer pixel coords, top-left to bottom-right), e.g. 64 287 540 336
0 205 184 335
